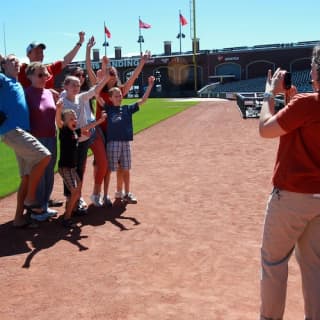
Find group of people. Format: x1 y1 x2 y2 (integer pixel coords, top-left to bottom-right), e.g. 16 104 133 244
2 30 320 317
0 32 155 229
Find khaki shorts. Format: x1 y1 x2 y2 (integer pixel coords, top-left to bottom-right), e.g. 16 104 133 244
2 128 51 176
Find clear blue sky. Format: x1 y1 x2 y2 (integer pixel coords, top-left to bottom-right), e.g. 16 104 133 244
1 0 319 64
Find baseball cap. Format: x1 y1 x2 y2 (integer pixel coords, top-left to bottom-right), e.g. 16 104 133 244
26 42 46 55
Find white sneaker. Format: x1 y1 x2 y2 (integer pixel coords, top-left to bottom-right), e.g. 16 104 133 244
113 191 124 206
90 194 103 207
79 197 88 209
46 208 58 216
123 192 138 204
103 195 113 208
114 191 124 199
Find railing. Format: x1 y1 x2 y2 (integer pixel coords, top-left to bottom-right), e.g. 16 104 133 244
235 92 284 119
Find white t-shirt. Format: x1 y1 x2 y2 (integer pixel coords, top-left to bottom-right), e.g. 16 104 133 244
60 88 96 142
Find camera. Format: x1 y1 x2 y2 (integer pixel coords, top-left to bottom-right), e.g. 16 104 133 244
283 71 292 90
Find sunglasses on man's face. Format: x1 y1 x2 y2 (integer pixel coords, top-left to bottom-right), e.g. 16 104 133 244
75 73 85 78
35 73 49 78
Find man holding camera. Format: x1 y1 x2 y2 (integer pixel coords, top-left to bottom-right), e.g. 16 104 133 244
259 46 320 319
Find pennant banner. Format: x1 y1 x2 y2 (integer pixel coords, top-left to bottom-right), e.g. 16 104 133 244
104 24 111 38
139 19 151 29
180 13 188 26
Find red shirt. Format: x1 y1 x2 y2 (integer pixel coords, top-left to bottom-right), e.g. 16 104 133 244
273 92 320 193
18 61 63 89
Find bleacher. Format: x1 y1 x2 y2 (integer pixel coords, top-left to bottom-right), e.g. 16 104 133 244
198 70 312 98
291 70 312 92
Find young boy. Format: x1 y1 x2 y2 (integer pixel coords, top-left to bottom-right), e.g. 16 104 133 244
56 100 106 228
104 76 155 205
60 73 110 214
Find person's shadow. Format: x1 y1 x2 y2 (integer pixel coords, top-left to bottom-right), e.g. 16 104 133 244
0 203 141 268
81 202 141 231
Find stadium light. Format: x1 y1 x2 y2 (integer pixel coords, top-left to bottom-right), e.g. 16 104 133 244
102 40 109 56
137 35 144 43
192 0 197 93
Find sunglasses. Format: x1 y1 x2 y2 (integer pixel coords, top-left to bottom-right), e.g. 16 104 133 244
75 73 85 78
36 73 49 78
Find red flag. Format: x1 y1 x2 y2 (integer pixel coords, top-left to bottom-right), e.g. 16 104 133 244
104 24 111 38
179 13 188 26
139 19 151 29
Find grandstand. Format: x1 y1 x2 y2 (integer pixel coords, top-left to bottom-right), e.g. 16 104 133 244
66 39 318 99
199 69 313 119
198 70 312 98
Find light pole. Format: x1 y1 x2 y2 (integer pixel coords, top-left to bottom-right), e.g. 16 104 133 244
192 0 197 93
3 23 7 56
137 35 144 56
176 31 185 55
102 40 109 56
137 32 144 96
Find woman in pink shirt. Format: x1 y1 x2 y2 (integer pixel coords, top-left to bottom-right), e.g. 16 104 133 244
25 62 57 221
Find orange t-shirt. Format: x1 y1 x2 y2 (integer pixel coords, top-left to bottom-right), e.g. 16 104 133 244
273 92 320 193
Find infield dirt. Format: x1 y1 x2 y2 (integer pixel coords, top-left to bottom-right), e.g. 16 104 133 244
0 100 303 319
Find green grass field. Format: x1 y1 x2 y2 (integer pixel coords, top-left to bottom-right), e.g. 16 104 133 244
0 98 197 198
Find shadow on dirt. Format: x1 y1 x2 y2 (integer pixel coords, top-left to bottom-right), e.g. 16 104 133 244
0 203 140 268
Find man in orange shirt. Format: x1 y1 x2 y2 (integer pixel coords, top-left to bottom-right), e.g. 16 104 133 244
259 46 320 319
18 31 85 90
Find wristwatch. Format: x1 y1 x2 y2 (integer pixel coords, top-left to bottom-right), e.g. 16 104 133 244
263 91 274 99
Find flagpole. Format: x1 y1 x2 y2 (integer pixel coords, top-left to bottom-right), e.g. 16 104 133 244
3 23 7 56
192 0 197 93
179 10 182 54
138 16 143 56
103 22 107 56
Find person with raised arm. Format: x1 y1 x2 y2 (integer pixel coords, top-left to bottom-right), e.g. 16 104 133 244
259 45 320 319
55 99 106 228
0 54 51 227
19 31 85 91
86 42 152 205
104 76 155 204
59 70 110 215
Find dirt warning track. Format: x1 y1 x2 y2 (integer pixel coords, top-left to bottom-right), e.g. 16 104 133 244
0 100 303 319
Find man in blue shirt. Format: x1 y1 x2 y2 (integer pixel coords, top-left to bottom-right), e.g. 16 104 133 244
0 54 51 227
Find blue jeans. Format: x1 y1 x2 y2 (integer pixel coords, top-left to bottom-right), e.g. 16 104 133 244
35 137 57 210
